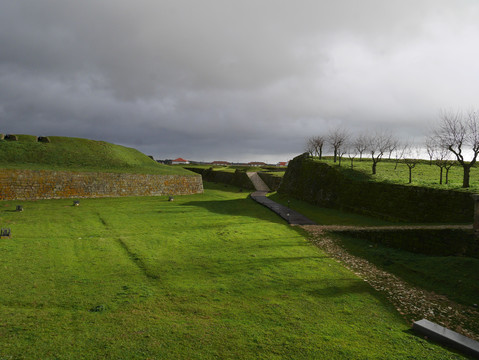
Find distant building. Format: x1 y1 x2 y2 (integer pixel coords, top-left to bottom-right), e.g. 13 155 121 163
211 161 230 166
172 158 190 165
277 162 288 167
248 161 267 167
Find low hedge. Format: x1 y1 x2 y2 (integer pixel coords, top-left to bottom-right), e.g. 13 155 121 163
333 228 478 258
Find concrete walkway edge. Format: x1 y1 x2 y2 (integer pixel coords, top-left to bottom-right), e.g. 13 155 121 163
250 191 317 225
246 171 316 225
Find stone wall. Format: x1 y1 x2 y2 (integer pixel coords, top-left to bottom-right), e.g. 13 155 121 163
0 169 203 200
257 172 283 191
186 167 256 190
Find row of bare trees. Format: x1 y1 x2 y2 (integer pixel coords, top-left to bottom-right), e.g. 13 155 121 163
305 109 479 188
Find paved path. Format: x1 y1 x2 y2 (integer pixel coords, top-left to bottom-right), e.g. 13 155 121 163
247 172 316 225
246 172 270 192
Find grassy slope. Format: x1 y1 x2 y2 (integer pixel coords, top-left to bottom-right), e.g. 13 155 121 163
0 135 193 175
0 182 463 359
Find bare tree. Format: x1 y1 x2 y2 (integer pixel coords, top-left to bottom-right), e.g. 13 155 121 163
393 142 408 170
435 110 479 188
386 137 399 160
436 147 455 185
306 136 326 159
367 132 391 175
347 143 358 169
427 136 455 185
425 138 435 165
337 146 348 167
328 128 349 163
313 136 325 159
443 159 455 185
402 146 421 184
305 138 315 157
353 134 369 160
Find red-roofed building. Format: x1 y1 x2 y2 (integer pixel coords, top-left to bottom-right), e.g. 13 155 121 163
277 162 288 167
248 161 267 167
211 161 230 166
172 158 190 165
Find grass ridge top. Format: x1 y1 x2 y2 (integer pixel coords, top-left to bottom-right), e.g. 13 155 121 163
0 135 193 175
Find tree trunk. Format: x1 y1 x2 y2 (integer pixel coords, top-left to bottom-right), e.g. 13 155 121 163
333 148 337 163
439 167 443 185
408 167 412 184
350 158 354 169
372 161 377 175
319 147 322 160
446 168 450 184
462 165 471 188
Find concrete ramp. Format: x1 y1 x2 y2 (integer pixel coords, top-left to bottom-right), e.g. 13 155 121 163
246 172 270 192
247 172 316 225
250 191 316 225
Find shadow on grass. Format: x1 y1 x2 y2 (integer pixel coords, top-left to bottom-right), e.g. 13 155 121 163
269 192 395 226
203 181 250 194
307 279 373 298
181 197 288 225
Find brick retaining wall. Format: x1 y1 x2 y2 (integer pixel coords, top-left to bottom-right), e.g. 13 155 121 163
0 169 203 200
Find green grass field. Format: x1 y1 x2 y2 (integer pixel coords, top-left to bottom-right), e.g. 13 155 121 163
0 135 193 175
0 183 465 359
319 156 479 192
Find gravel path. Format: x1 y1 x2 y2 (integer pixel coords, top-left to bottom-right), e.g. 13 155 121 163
301 224 479 342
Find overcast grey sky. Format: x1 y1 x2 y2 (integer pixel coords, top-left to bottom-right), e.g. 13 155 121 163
1 1 479 163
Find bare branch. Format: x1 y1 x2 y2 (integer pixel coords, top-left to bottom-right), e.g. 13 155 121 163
328 128 349 163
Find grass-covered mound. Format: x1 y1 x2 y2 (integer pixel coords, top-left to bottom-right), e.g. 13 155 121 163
0 135 193 175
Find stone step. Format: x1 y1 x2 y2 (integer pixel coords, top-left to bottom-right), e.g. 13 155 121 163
412 319 479 358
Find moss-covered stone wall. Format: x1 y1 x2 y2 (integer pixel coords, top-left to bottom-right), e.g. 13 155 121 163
257 172 283 191
0 169 203 200
187 168 255 190
279 153 474 223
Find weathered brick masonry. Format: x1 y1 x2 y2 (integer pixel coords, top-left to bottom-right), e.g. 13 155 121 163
0 169 203 200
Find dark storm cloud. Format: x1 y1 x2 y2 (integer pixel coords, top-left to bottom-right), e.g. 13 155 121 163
1 0 479 162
